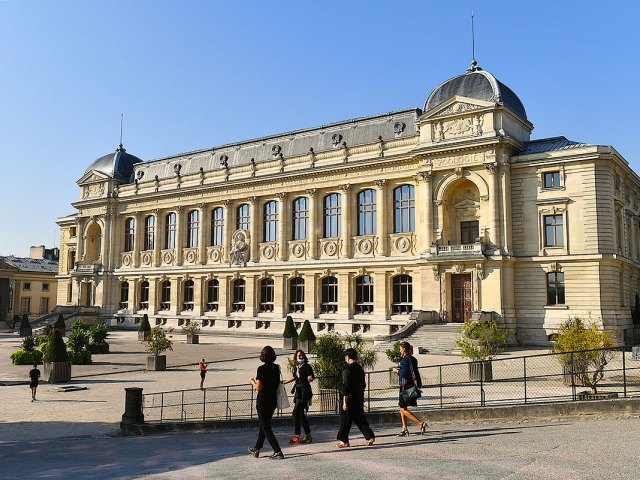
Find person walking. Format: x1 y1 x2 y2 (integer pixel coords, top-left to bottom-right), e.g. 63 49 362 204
393 341 428 436
336 348 375 448
283 349 315 444
29 363 41 402
199 358 209 389
248 346 285 460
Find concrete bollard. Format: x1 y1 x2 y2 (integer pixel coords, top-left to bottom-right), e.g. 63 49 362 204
121 387 144 426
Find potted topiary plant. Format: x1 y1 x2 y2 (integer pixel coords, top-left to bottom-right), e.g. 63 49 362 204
43 329 71 383
138 314 151 341
385 341 403 386
297 320 316 353
19 314 32 338
87 323 110 354
551 316 616 396
456 319 513 382
180 321 201 344
66 320 92 365
53 313 66 336
144 326 173 371
282 315 298 350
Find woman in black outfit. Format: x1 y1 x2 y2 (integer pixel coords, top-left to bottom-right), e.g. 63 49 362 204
248 346 284 459
393 341 428 436
283 349 315 444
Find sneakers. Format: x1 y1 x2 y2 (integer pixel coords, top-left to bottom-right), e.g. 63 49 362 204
269 451 285 460
420 422 428 435
31 398 34 402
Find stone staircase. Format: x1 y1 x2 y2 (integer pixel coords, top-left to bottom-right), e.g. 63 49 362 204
376 323 464 354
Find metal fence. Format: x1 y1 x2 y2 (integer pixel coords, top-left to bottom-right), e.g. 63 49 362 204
142 347 640 423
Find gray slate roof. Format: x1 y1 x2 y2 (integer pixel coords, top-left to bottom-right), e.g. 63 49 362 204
0 256 59 274
132 109 420 183
520 137 591 155
84 146 143 182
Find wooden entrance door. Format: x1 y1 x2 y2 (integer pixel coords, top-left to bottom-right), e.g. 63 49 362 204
452 274 472 323
460 220 479 244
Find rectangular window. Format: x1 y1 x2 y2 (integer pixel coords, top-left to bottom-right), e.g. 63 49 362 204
289 278 305 313
23 282 31 291
70 227 77 237
543 171 561 188
357 189 377 236
394 185 415 233
544 214 564 247
547 272 565 305
211 208 224 246
323 194 341 238
42 283 49 292
207 281 219 311
20 297 30 315
292 198 308 241
237 204 250 231
165 213 177 249
187 210 199 248
144 216 155 251
39 298 49 315
124 218 135 252
263 201 278 242
260 279 274 312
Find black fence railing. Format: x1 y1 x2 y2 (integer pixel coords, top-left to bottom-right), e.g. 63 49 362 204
141 347 640 424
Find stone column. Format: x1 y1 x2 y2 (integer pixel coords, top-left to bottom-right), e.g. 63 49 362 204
153 209 162 267
375 180 388 256
374 272 388 319
194 276 204 316
149 278 158 315
485 163 500 251
76 217 86 263
304 272 317 320
100 217 109 268
337 272 350 319
219 275 230 316
274 274 287 318
170 276 181 315
249 197 259 263
340 184 352 258
277 193 287 261
307 189 318 259
175 207 184 266
419 171 434 251
245 275 257 317
222 200 232 263
198 204 207 265
133 212 142 268
131 278 139 313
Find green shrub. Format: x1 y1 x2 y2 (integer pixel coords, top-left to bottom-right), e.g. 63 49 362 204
39 341 49 356
89 323 108 344
22 336 35 352
139 314 151 332
456 319 514 362
311 333 377 389
283 315 298 338
10 349 43 365
385 341 403 364
68 350 92 365
86 342 109 354
67 321 89 353
298 320 316 342
44 329 69 363
34 335 48 346
54 313 66 331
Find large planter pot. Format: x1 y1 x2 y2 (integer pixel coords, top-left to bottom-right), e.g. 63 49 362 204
20 326 33 338
319 388 340 414
138 331 150 341
44 361 72 383
147 355 166 371
283 337 298 350
298 339 315 354
468 361 493 382
186 334 199 344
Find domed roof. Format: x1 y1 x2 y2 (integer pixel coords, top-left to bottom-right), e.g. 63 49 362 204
85 145 143 182
424 66 527 119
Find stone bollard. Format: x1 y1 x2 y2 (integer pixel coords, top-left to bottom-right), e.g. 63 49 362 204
120 387 144 434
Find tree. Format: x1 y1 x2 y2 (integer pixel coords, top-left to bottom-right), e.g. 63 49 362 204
144 327 174 358
456 319 513 362
551 317 615 393
311 332 377 389
44 329 69 363
385 341 403 364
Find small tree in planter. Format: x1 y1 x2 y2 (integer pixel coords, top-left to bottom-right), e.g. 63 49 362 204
551 317 615 394
456 319 513 382
282 315 298 350
87 323 110 354
66 320 92 365
53 313 66 336
180 321 201 344
144 326 173 371
19 314 32 338
43 329 71 383
385 341 403 386
138 314 151 341
297 320 316 353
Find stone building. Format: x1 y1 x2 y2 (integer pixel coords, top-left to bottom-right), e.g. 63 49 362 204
0 247 59 325
56 62 639 345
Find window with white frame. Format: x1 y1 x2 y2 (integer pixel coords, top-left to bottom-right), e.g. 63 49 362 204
260 278 274 312
183 280 195 310
144 215 155 250
165 213 176 249
392 275 413 314
289 277 305 312
124 218 135 252
210 207 224 246
320 276 338 313
207 279 219 311
544 214 564 247
292 197 308 241
357 189 376 236
237 204 250 231
394 184 415 233
323 193 341 238
546 272 565 305
187 210 199 248
263 200 278 242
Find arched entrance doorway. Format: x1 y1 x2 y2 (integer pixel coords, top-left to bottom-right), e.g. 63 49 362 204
84 222 102 265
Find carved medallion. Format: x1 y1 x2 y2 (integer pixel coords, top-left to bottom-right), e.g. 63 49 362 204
292 243 305 258
122 254 131 267
162 251 174 265
262 245 275 260
359 239 373 255
396 236 411 253
210 249 221 262
324 241 338 256
185 250 197 263
142 253 151 266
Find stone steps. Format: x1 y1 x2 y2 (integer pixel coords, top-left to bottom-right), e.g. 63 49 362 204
376 323 464 354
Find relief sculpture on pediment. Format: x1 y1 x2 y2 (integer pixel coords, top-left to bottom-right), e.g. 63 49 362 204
443 117 473 138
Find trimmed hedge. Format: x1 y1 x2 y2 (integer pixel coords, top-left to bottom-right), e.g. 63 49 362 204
139 314 151 332
54 313 66 332
298 320 316 342
283 315 298 338
86 342 109 354
44 329 69 363
20 314 31 330
11 349 43 365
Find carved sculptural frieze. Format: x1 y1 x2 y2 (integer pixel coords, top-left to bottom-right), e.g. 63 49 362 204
229 229 250 267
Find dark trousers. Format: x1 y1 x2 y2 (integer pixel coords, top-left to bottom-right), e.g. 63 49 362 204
337 398 374 443
292 399 310 435
255 399 281 452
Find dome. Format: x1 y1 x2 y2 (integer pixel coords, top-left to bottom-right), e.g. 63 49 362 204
424 67 527 120
85 145 143 182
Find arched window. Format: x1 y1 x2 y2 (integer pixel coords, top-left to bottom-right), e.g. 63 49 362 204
144 215 155 251
160 281 171 311
263 200 278 242
546 272 565 305
183 280 195 311
260 278 275 312
292 197 309 240
237 204 250 231
323 193 341 238
357 189 377 236
187 210 199 248
165 213 177 249
320 276 338 314
120 281 129 309
124 218 135 252
210 207 224 246
232 279 246 311
289 277 305 313
392 275 413 314
393 185 415 233
355 275 374 314
139 281 149 310
207 279 219 311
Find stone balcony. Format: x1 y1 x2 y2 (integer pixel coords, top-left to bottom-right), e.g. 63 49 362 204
72 263 102 275
427 241 486 259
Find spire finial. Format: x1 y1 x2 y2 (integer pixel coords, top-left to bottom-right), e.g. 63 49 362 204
467 12 481 72
117 114 125 152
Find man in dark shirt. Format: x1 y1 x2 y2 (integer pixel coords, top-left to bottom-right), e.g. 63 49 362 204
336 348 375 448
29 364 41 402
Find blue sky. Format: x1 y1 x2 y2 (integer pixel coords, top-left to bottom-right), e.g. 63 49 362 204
0 0 638 256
